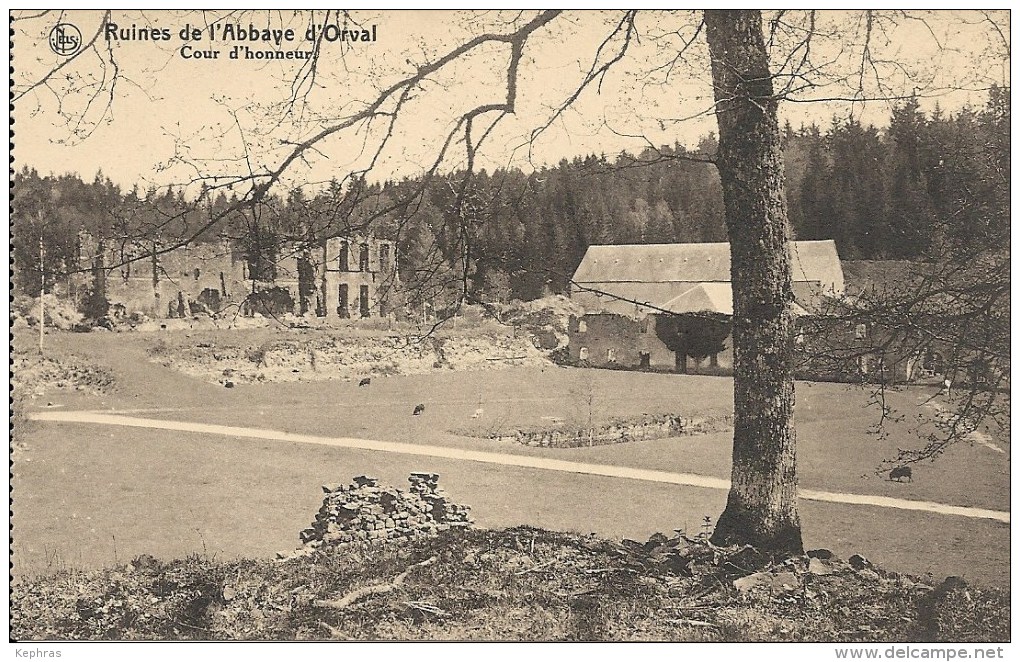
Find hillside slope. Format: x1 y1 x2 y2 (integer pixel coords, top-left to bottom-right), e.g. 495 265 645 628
11 527 1008 642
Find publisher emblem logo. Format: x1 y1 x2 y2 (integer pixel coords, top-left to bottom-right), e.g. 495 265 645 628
48 23 82 56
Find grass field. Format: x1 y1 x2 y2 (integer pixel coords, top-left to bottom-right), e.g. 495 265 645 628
11 329 1011 586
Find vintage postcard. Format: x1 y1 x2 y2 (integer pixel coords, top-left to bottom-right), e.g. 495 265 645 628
9 8 1011 652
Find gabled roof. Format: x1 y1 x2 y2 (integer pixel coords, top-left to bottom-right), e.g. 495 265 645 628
572 240 844 292
659 283 733 315
654 283 811 317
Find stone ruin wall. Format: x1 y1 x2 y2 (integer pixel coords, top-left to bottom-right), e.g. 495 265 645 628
486 414 689 448
290 473 473 555
75 233 404 321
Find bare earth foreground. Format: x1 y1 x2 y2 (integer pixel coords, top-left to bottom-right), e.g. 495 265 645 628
11 328 1010 590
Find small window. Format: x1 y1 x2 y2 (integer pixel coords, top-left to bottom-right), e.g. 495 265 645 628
579 347 589 361
339 241 350 271
359 243 370 272
855 323 867 340
380 244 390 273
577 320 587 333
194 268 201 280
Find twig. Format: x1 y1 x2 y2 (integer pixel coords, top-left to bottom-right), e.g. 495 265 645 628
556 587 600 599
515 559 556 575
673 584 721 605
319 621 343 637
159 615 215 633
667 618 721 629
675 601 722 611
314 556 437 609
406 600 448 616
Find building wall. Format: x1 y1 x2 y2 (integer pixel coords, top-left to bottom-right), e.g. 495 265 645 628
568 313 734 374
157 243 248 316
568 312 931 384
75 232 404 320
794 317 932 385
323 236 402 319
81 237 249 318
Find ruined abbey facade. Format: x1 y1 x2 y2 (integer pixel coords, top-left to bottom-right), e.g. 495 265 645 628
73 233 402 321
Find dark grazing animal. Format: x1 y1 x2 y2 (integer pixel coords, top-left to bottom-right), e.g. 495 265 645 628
413 403 426 416
358 377 371 387
889 466 913 482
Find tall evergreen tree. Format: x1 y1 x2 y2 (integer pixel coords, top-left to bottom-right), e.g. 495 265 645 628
883 98 936 258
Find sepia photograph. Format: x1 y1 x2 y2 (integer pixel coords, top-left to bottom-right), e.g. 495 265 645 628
8 7 1011 652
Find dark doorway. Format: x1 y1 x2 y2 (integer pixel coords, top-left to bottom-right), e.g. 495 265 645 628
297 257 317 315
198 287 222 312
639 351 651 368
338 283 349 318
359 285 370 317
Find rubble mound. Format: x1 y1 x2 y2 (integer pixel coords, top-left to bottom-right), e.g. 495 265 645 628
13 293 84 331
151 332 552 384
295 473 473 552
12 353 116 397
490 295 586 350
461 413 733 448
485 414 687 448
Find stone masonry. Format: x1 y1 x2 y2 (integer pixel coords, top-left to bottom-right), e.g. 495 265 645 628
297 473 473 551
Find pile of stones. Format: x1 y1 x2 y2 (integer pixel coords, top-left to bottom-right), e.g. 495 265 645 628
298 473 473 550
486 414 690 448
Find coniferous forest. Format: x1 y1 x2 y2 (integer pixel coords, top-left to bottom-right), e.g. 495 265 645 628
12 90 1009 304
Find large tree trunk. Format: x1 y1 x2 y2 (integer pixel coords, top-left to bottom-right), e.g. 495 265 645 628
704 10 803 554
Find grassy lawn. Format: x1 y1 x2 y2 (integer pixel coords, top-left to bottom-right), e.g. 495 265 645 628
12 419 1009 587
12 329 1011 587
110 365 1007 512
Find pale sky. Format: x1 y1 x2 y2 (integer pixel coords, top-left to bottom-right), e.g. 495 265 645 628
12 9 1010 194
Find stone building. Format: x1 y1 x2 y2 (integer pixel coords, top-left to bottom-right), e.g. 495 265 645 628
323 235 401 320
567 240 845 374
73 232 401 321
570 240 844 316
74 234 249 319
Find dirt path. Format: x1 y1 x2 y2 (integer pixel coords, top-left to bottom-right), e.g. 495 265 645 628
31 409 1010 524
